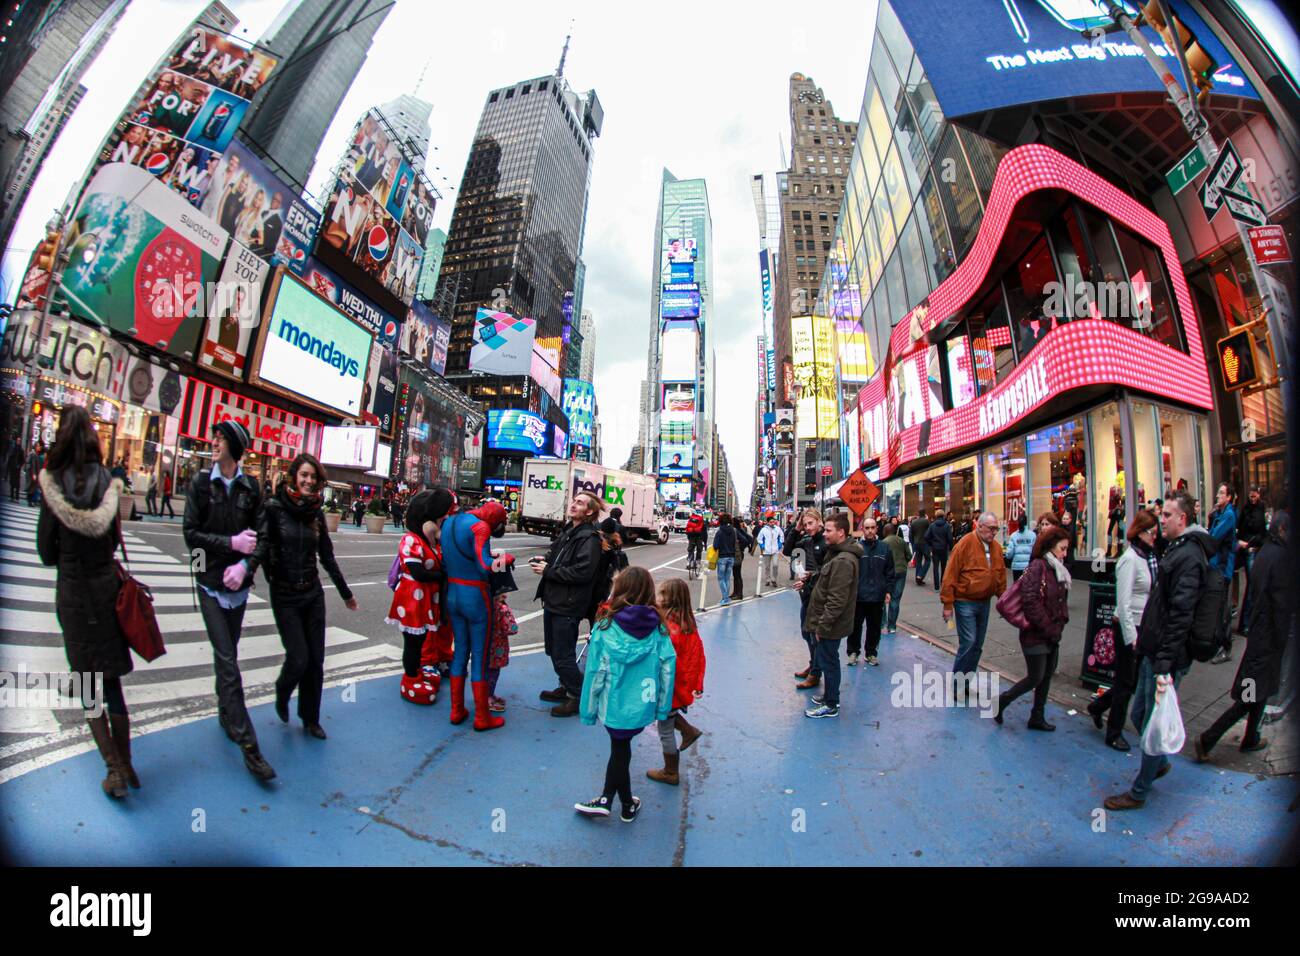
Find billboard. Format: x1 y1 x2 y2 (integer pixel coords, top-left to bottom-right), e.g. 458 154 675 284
774 407 795 455
178 378 323 462
361 344 398 436
318 111 435 307
470 308 536 375
302 257 400 348
670 261 695 283
659 324 698 383
401 301 449 374
561 378 595 448
199 140 319 273
790 315 838 440
658 441 693 478
660 286 701 320
320 425 379 471
398 368 465 488
197 238 268 379
551 424 568 459
60 163 227 359
667 237 697 262
531 337 562 403
91 25 277 202
487 408 549 455
367 442 394 478
890 0 1256 120
250 269 375 417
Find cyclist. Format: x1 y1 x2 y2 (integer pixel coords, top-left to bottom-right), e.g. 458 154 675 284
684 511 706 576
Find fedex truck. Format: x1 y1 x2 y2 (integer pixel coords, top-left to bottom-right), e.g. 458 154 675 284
520 459 669 544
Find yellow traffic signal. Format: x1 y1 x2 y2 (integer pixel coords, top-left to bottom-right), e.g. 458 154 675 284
1143 1 1218 103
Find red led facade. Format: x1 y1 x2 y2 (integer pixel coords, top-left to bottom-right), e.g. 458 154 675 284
856 144 1212 480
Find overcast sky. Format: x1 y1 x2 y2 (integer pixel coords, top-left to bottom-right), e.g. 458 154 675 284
3 0 881 503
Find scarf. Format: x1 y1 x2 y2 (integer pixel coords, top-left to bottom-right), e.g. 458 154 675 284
1044 552 1072 588
280 485 322 518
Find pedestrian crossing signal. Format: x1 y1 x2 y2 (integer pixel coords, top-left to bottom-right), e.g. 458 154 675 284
1216 328 1259 392
1142 1 1218 104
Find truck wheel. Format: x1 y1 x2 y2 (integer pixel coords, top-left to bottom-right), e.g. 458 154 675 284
657 528 669 545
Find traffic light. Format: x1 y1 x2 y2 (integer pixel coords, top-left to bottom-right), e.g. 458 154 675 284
1142 1 1218 104
1216 327 1261 392
32 401 44 417
34 231 60 274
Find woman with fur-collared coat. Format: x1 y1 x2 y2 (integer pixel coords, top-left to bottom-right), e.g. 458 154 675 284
36 406 136 799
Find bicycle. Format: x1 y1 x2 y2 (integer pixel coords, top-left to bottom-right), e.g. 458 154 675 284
685 539 703 580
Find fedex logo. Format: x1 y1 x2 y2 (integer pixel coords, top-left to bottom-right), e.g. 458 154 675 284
528 475 564 490
574 478 626 506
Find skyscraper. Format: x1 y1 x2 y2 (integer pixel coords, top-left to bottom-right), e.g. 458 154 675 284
415 227 447 302
378 93 433 168
0 0 130 254
437 66 602 489
237 0 393 191
644 170 713 504
578 309 596 383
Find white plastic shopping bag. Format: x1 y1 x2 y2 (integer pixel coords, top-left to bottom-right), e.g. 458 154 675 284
1141 679 1186 756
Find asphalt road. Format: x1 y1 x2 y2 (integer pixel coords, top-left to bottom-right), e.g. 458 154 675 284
0 506 777 779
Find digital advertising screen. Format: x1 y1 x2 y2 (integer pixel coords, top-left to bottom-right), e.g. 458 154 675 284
561 378 595 447
659 325 698 383
367 442 393 478
470 308 537 375
320 425 379 471
531 338 562 403
658 441 693 478
551 424 568 459
666 237 697 262
251 269 375 417
670 261 695 283
487 408 549 455
660 287 701 320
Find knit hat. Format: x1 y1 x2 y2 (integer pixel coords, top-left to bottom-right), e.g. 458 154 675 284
213 420 251 460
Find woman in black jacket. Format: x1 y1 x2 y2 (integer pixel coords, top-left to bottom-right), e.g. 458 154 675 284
1196 512 1293 760
36 406 136 798
732 518 753 599
260 453 357 739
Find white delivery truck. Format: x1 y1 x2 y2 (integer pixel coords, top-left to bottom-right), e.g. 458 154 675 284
520 459 669 544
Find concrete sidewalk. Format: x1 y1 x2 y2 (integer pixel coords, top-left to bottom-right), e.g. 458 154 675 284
885 571 1296 777
1 590 1293 867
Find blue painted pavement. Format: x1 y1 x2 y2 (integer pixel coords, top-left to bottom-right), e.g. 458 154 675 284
1 591 1292 866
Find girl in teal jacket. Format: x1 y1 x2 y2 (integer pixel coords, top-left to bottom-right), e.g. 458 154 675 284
575 566 677 823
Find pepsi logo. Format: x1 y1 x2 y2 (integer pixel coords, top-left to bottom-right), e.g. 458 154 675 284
145 152 171 175
383 319 397 340
291 247 305 263
367 225 390 262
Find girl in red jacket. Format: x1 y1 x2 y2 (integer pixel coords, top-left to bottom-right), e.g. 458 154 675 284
648 578 706 785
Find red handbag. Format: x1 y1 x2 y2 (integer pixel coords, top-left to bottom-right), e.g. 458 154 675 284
115 524 166 662
995 573 1031 630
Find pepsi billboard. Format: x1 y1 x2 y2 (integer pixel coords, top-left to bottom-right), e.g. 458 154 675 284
487 409 549 455
889 0 1256 120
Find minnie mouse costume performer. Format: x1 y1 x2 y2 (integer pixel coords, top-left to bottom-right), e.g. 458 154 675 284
440 500 514 730
386 488 456 704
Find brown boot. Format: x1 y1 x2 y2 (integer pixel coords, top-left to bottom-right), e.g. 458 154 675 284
795 675 820 689
87 715 128 799
109 713 139 789
646 751 680 785
675 713 703 751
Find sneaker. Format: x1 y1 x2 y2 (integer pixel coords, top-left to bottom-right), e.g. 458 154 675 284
865 655 879 667
574 795 612 818
620 796 642 823
847 653 860 666
811 694 827 705
1210 648 1233 665
804 703 839 719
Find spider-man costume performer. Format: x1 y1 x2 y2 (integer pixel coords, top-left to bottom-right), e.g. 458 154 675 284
441 501 513 730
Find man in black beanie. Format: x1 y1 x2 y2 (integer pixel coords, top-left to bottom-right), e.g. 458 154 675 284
184 419 275 780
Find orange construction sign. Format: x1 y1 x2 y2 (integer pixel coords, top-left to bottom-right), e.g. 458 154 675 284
839 468 880 519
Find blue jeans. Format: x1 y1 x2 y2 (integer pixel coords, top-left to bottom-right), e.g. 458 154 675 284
952 599 990 675
886 574 906 631
914 550 930 582
716 557 734 605
814 637 842 706
1129 656 1188 802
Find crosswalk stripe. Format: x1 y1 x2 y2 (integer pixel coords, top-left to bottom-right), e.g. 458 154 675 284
0 605 279 633
114 637 401 707
0 531 163 554
0 581 263 607
0 565 196 587
0 548 181 568
0 627 367 675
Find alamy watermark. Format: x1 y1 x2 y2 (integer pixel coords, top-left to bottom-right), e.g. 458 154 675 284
149 276 262 329
1040 279 1155 329
890 665 1000 719
0 667 105 717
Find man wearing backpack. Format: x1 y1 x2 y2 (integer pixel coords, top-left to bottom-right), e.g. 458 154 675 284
1105 490 1219 811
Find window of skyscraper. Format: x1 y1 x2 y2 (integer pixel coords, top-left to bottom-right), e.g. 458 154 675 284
934 127 983 257
877 0 917 79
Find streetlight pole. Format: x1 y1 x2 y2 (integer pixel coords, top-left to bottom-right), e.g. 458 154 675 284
1103 1 1290 394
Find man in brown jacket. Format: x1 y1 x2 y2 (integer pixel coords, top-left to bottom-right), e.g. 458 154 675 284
940 511 1007 678
802 513 863 719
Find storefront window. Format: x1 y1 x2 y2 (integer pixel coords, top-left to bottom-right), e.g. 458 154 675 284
1157 404 1203 504
1006 233 1060 361
1129 399 1162 535
967 286 1016 395
1113 225 1182 351
1087 402 1126 563
902 456 978 520
982 437 1028 538
1026 416 1086 557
